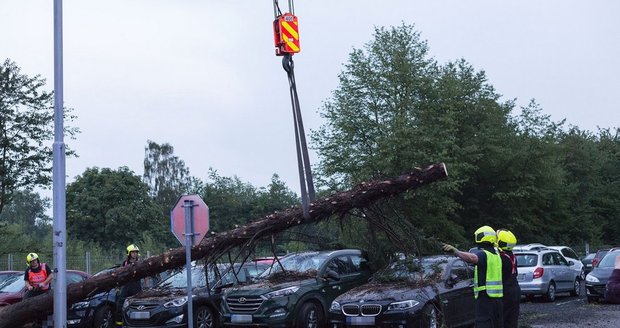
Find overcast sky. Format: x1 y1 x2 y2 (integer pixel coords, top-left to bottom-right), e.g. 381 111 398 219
1 0 619 197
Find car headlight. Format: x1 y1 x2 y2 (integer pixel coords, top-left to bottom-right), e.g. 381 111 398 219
123 299 130 310
164 296 188 308
70 301 90 310
262 286 300 299
585 274 600 283
329 301 341 312
387 300 420 311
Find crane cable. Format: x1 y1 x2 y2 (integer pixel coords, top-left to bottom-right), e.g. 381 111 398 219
273 0 315 219
283 53 315 220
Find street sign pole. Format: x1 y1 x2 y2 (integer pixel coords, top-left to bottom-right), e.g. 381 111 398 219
184 200 195 328
53 0 68 327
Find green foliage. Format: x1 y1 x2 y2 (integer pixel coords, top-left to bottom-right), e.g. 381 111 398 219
0 59 78 215
143 140 192 209
312 23 620 254
0 189 51 238
203 170 298 233
66 167 174 250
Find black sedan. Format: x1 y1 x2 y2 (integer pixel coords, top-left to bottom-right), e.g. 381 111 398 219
581 253 595 275
329 255 475 328
586 249 620 302
123 261 269 328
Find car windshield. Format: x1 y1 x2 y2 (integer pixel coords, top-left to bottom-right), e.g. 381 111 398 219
599 251 620 268
583 253 595 260
158 266 217 289
516 254 538 267
0 274 25 293
258 253 329 278
372 257 448 283
219 263 269 285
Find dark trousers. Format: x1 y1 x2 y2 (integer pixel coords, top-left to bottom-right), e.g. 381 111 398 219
475 292 504 328
502 283 521 328
115 282 142 325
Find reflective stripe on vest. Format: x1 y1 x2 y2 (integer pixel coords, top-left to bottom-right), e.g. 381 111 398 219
474 250 503 299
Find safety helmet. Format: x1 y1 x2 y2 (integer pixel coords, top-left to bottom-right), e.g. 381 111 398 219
126 244 140 256
26 253 39 265
497 229 517 251
474 226 497 244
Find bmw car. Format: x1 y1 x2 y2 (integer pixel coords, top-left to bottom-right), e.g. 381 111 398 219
329 255 475 328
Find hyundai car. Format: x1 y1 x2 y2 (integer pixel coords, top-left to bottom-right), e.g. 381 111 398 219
585 249 620 303
220 249 372 328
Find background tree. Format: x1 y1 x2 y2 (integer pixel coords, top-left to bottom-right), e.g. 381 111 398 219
312 24 518 252
0 59 78 215
66 167 172 251
0 189 51 238
143 140 192 208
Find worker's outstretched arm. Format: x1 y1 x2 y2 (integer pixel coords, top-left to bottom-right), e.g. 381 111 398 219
442 243 478 264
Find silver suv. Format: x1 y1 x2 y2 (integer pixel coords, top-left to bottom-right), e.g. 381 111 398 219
515 249 581 302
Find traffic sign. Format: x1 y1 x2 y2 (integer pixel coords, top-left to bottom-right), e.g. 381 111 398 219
170 194 209 246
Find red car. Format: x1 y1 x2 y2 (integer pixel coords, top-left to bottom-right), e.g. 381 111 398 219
0 270 91 306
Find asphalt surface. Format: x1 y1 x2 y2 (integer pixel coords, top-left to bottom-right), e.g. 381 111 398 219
519 283 620 328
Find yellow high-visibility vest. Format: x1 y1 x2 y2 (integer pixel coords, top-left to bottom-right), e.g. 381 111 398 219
474 249 503 299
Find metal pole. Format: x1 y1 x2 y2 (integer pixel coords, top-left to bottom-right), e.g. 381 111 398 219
53 0 67 326
85 251 91 275
184 200 195 327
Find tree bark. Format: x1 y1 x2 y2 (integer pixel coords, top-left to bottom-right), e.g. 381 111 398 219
0 163 447 328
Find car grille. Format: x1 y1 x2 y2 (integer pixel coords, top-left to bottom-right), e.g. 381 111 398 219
590 284 606 296
342 304 382 316
226 296 264 313
129 303 159 311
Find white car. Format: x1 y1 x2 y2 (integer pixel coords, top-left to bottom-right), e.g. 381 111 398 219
547 246 585 280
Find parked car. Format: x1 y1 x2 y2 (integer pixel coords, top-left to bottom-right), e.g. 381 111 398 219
68 265 170 328
585 249 620 303
123 261 270 328
548 246 585 280
592 248 618 269
329 255 474 328
0 271 21 286
67 266 120 328
0 270 91 306
220 249 372 328
513 243 548 252
515 249 581 302
581 253 596 275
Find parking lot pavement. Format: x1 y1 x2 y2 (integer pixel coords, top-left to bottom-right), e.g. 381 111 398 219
519 284 620 328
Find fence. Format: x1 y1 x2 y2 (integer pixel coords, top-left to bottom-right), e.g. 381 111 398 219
0 251 156 274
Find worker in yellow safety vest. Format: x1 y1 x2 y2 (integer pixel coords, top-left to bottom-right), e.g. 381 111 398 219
443 226 504 328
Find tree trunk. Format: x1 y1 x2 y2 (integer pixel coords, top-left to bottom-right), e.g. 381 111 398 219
0 163 447 328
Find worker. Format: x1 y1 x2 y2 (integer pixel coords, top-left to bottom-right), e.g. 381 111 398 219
115 244 143 327
24 253 53 299
443 226 504 328
496 229 520 328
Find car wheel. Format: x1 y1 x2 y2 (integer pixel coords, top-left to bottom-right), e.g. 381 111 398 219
93 305 114 328
570 278 580 297
587 296 598 303
545 282 556 302
422 303 442 328
296 302 323 328
194 306 215 328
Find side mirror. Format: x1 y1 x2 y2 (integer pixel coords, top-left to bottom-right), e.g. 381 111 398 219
446 274 458 287
323 269 340 281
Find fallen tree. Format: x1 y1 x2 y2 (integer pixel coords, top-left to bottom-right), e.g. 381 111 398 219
0 163 447 328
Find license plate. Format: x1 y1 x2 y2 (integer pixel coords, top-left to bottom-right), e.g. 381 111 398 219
517 274 525 281
130 311 150 319
231 314 253 324
346 316 375 325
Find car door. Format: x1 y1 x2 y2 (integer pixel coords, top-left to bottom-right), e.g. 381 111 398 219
441 259 474 326
320 255 355 301
552 253 573 290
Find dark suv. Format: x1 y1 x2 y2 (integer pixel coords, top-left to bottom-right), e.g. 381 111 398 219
220 249 371 328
